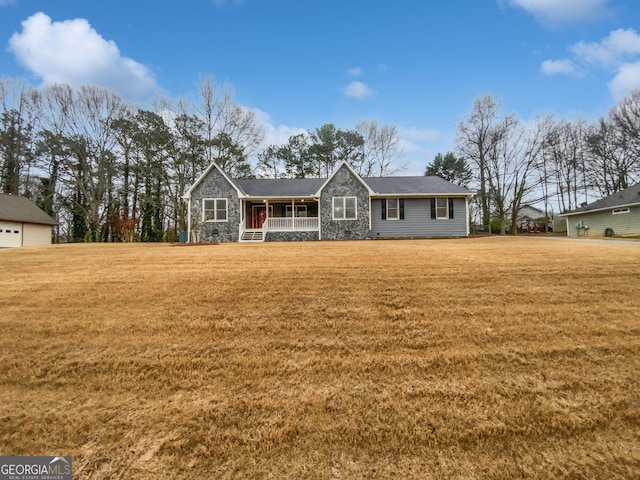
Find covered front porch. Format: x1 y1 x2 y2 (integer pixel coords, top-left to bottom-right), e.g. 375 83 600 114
240 198 319 241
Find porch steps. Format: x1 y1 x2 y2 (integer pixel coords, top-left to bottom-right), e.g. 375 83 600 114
241 230 265 242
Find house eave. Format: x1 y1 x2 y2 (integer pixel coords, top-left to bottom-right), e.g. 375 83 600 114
370 192 475 198
560 201 640 217
243 195 317 201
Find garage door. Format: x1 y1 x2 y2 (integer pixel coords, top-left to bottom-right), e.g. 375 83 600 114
0 222 23 247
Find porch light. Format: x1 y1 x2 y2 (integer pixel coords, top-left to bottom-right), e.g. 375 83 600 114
263 199 266 203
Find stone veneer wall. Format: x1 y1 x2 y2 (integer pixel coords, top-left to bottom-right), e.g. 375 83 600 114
319 165 370 240
265 231 319 242
190 167 241 243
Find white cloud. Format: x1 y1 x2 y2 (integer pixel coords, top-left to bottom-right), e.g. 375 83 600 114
251 108 306 147
543 28 640 99
343 81 374 101
7 12 158 100
541 59 581 76
609 60 640 100
501 0 611 24
347 67 363 77
398 126 444 143
571 29 640 68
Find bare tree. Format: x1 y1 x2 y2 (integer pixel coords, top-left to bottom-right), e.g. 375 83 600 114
197 76 264 176
64 86 127 241
456 94 505 226
0 79 41 196
354 120 403 176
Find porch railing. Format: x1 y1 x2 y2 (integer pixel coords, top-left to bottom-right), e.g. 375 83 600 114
264 217 319 231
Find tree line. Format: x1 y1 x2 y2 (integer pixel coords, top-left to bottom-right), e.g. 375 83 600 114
0 77 402 242
3 74 639 241
427 92 640 234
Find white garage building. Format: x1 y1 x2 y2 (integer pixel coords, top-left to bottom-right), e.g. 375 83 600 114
0 194 57 248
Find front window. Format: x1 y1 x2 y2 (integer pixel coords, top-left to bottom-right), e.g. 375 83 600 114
333 197 357 220
203 198 228 222
436 198 448 219
387 198 399 220
286 205 308 217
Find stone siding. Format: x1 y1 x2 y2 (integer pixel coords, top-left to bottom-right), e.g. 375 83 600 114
265 231 319 242
190 167 241 243
320 165 370 240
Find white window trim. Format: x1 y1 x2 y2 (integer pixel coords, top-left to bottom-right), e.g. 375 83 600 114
332 196 357 220
612 208 630 215
203 198 228 222
286 205 308 217
436 197 449 220
387 198 399 221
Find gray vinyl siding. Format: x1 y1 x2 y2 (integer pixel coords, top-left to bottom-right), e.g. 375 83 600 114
566 206 640 237
370 198 468 238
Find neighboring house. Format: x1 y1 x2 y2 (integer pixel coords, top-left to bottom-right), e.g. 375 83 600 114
183 161 474 242
0 194 57 248
516 205 546 232
561 183 640 238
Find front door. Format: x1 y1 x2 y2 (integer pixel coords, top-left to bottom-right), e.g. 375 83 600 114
251 205 272 229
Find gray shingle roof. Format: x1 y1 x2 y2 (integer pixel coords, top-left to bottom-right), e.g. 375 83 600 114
235 178 325 197
235 175 473 197
0 194 57 225
364 176 473 195
563 183 640 215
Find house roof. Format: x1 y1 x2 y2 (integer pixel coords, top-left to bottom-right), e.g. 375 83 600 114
185 160 475 199
0 194 57 225
236 178 325 197
562 183 640 216
364 176 473 196
235 174 473 198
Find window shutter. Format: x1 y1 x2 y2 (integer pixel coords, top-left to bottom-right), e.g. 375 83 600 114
430 198 436 219
381 199 387 220
448 198 454 219
399 199 405 220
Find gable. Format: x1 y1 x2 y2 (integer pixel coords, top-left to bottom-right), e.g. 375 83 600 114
184 161 244 199
316 162 374 196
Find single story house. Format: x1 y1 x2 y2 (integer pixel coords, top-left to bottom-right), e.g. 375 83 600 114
516 205 546 233
0 194 57 248
561 183 640 237
184 161 474 242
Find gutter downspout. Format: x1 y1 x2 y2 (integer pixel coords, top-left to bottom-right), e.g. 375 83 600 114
186 196 192 243
465 196 470 236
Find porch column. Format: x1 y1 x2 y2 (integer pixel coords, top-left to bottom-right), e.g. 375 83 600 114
291 199 295 229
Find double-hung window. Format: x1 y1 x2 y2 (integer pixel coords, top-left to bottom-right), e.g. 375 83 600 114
387 198 399 220
381 198 404 220
435 198 449 219
203 198 228 222
431 198 453 220
333 197 357 220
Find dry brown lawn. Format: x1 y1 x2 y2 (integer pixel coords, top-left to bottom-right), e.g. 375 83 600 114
0 237 639 479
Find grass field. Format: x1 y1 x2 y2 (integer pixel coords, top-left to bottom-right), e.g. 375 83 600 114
1 237 639 479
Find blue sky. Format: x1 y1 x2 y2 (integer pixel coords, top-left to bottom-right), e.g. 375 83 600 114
1 0 640 175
